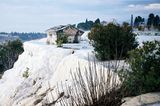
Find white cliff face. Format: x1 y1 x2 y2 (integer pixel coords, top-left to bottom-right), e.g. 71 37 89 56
0 31 96 106
0 31 160 106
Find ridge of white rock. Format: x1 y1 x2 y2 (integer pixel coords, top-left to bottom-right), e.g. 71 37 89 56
122 92 160 106
0 31 97 106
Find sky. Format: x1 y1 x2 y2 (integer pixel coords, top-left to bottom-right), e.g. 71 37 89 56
0 0 160 32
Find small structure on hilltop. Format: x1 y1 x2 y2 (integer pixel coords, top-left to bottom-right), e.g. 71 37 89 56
46 25 84 44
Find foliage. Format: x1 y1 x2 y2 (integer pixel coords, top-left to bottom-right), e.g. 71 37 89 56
147 13 155 28
134 16 145 27
56 39 63 47
0 39 24 73
88 22 138 61
147 13 160 30
134 13 160 30
57 33 68 43
58 61 126 106
124 40 160 96
77 19 94 31
56 33 68 47
77 18 101 31
153 15 160 27
23 67 29 78
138 26 144 31
94 18 101 25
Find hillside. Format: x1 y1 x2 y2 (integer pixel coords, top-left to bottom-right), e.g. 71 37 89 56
0 32 46 43
0 32 160 106
0 32 96 105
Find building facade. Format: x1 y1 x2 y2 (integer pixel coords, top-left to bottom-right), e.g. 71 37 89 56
46 25 84 44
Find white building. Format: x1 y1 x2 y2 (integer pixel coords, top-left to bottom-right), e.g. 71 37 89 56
46 25 84 44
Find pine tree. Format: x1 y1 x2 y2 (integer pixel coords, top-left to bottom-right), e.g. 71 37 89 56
95 18 100 25
154 15 160 28
88 22 138 60
147 13 155 29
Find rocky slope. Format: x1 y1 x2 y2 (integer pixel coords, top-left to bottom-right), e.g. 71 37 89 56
0 32 97 106
0 32 160 106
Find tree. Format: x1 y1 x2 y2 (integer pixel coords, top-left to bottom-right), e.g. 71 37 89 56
77 19 94 31
94 18 100 25
134 17 138 27
149 13 154 19
147 13 155 29
134 16 144 27
0 39 24 73
88 22 138 61
154 15 160 29
77 19 100 31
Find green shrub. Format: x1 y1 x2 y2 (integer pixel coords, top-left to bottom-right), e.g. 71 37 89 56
58 35 68 44
138 26 144 31
23 67 29 78
56 33 68 47
124 40 160 96
0 39 24 73
56 39 63 47
88 22 138 61
56 61 127 106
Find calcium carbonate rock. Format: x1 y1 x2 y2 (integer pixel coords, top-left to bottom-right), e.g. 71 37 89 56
1 31 160 106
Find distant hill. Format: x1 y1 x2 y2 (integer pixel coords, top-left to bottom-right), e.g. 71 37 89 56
0 35 18 43
0 32 47 43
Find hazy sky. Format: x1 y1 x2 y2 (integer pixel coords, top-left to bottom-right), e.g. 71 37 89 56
0 0 160 32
